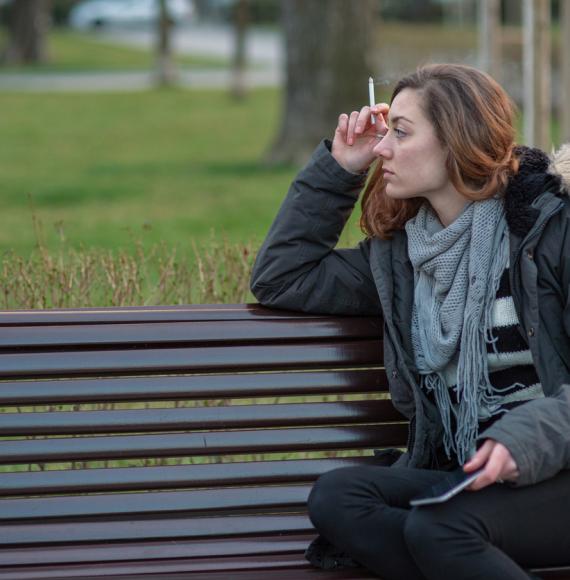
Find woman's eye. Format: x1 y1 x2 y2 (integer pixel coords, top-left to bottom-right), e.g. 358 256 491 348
394 128 406 138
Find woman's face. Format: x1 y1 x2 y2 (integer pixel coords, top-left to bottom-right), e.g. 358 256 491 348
372 88 454 202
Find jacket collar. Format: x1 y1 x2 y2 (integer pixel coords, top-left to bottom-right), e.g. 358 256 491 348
505 143 570 237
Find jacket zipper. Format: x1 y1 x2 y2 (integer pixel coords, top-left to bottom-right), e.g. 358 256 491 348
511 201 563 327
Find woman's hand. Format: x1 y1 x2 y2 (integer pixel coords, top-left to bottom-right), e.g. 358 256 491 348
463 439 520 491
331 103 390 174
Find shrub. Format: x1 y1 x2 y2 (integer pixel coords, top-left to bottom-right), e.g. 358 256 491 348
1 228 257 309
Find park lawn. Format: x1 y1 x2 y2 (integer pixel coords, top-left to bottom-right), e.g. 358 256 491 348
0 86 560 258
0 28 228 72
0 87 364 256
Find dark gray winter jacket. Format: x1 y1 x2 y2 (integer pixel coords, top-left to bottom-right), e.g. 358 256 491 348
250 139 570 487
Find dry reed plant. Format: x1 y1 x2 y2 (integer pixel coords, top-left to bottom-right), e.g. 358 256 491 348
1 226 257 309
0 221 261 471
1 213 370 473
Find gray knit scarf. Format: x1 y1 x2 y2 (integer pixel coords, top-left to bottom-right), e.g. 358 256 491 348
405 198 509 465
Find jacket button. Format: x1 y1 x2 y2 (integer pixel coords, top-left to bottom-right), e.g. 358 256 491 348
528 327 535 337
526 250 534 260
392 370 398 379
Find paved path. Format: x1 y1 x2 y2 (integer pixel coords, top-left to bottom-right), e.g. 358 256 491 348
0 67 281 92
0 24 283 92
100 22 284 66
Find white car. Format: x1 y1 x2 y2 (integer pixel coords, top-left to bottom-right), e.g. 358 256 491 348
69 0 194 29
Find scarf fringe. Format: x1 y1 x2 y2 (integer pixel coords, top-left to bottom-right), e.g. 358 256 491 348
408 200 510 465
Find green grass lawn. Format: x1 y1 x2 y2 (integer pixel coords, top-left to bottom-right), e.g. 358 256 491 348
0 88 364 256
0 28 229 72
0 21 563 258
0 85 560 258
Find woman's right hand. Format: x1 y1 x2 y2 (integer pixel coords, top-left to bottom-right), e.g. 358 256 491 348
331 103 390 174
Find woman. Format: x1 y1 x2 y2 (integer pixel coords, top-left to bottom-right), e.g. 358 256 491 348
250 64 570 579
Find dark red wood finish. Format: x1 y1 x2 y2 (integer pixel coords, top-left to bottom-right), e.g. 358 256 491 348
0 304 566 579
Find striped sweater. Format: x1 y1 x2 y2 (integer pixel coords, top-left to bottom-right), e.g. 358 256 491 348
426 264 545 461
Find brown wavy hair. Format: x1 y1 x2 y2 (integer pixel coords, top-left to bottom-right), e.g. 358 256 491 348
360 63 519 239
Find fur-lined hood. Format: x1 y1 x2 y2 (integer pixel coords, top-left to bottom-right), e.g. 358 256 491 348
551 144 570 191
504 143 570 237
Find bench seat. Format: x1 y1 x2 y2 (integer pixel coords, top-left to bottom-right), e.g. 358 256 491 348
0 304 568 579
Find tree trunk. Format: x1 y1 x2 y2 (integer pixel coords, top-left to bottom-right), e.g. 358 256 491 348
266 0 376 166
442 0 476 26
156 0 177 86
522 0 551 149
2 0 51 65
503 0 522 25
478 0 502 81
231 0 250 100
561 0 570 143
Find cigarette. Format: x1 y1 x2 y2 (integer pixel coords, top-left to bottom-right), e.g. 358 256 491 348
369 76 376 125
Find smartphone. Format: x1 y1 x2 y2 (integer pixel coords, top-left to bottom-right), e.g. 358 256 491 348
409 468 485 507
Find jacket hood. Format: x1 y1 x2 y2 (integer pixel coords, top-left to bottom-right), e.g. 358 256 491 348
551 144 570 192
504 143 570 237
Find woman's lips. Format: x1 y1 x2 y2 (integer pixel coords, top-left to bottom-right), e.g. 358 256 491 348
383 168 395 177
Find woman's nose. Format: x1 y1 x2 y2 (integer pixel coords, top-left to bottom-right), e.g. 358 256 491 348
372 135 392 159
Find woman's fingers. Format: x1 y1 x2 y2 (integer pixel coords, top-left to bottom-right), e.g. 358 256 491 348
332 103 387 173
336 113 349 141
373 102 390 118
463 439 493 472
346 110 360 145
354 106 372 136
332 101 390 172
465 440 519 491
372 103 390 136
349 106 383 144
340 103 391 145
470 445 505 490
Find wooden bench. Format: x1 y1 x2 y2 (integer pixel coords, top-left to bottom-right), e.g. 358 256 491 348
0 304 568 580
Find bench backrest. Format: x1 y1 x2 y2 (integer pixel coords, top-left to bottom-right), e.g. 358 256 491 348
0 304 405 579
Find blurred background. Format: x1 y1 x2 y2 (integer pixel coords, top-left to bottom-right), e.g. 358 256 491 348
0 0 568 307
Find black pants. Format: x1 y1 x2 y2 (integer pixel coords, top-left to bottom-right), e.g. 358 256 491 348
307 465 570 580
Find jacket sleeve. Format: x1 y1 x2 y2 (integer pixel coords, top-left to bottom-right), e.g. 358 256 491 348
478 384 570 487
250 139 381 316
477 201 570 487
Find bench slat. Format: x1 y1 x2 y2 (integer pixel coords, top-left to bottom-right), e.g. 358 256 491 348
1 304 568 580
0 370 388 405
0 533 316 567
2 560 560 580
0 340 382 378
153 569 375 580
0 319 381 348
0 424 408 464
0 369 388 405
0 304 338 325
0 564 376 580
0 456 377 496
0 553 336 580
0 400 401 436
0 513 314 546
0 485 311 521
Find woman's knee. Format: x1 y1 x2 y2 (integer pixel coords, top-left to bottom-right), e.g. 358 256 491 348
404 508 439 555
307 466 364 530
404 506 484 567
403 507 458 573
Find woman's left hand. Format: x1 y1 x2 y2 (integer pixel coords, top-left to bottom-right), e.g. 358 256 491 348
463 439 520 490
